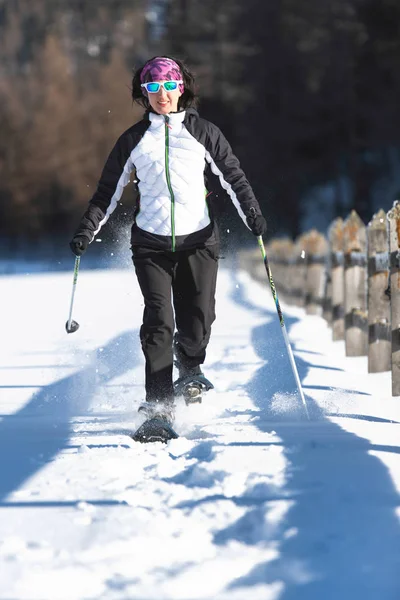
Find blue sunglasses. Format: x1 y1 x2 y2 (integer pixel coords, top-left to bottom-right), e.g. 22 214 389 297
141 80 183 93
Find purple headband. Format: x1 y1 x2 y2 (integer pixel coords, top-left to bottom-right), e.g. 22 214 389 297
140 57 184 94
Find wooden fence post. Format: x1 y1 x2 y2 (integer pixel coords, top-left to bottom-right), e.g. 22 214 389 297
367 209 391 373
322 267 332 325
329 217 345 340
343 210 368 356
304 230 328 316
388 201 400 395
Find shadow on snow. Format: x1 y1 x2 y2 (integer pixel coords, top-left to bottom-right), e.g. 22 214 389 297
0 330 141 502
218 273 400 598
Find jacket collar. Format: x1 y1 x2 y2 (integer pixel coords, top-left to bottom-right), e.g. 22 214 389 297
148 111 186 127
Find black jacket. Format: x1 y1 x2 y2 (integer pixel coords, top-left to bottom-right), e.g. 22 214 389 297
73 108 263 251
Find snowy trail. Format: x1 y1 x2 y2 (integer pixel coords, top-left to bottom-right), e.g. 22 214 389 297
0 265 399 599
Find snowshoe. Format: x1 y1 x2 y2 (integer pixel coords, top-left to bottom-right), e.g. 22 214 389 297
132 417 178 444
132 401 178 443
174 374 214 405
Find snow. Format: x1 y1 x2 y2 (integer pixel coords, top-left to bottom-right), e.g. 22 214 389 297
1 261 400 599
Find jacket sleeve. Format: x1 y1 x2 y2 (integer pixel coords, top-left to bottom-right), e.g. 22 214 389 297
204 121 263 228
73 131 135 242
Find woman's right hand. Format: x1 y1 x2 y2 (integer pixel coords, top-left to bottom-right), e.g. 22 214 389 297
69 235 89 256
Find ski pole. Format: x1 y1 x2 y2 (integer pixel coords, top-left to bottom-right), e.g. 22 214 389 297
257 236 310 420
65 256 80 334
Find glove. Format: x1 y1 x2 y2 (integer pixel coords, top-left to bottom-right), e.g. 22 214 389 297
69 235 90 256
246 209 267 236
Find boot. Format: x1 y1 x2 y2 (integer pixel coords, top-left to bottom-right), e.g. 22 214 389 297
173 340 203 379
138 400 175 424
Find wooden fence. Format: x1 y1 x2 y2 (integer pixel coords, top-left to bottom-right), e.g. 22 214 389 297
244 201 400 396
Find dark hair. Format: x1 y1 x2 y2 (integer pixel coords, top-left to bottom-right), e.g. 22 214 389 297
131 55 198 111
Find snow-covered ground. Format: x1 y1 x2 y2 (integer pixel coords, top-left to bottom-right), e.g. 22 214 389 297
1 260 399 600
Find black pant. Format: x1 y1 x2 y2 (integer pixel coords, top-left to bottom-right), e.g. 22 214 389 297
132 245 219 402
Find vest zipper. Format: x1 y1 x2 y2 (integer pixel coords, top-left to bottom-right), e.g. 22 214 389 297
164 115 175 252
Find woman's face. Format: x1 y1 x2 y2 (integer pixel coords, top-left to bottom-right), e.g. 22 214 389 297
147 80 182 115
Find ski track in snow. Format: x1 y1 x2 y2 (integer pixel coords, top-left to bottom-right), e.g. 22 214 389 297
0 264 400 599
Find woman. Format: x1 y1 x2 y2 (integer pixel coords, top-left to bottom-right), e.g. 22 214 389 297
69 55 267 421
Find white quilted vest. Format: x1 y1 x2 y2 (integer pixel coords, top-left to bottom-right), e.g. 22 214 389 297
131 111 211 238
